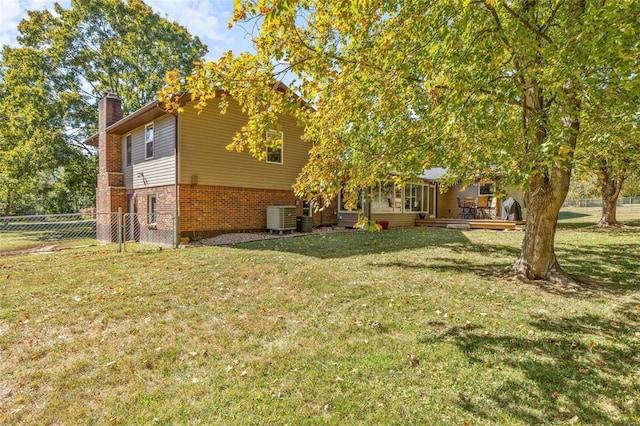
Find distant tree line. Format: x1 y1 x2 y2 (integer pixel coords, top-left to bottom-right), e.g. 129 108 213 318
0 0 207 215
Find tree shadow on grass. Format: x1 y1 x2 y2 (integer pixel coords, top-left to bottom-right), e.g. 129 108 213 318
232 228 639 293
558 211 591 220
232 228 477 259
373 256 515 279
419 302 640 424
554 242 640 294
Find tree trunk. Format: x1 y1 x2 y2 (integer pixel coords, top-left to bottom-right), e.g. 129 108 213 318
3 191 11 216
597 165 623 227
510 167 573 283
508 0 584 284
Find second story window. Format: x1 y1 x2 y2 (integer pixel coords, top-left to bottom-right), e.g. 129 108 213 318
125 134 132 166
266 130 283 164
145 123 154 159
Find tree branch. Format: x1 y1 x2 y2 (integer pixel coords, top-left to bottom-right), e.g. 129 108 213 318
501 1 555 45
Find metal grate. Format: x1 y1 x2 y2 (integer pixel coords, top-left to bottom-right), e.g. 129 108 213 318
123 212 176 250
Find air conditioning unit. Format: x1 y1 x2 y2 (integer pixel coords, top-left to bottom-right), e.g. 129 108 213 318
266 205 297 233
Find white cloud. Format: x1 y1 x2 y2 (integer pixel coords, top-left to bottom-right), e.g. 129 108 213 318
0 0 254 57
146 0 255 57
0 0 71 47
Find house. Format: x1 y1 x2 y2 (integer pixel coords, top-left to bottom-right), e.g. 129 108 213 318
87 92 338 244
336 168 526 228
88 92 525 243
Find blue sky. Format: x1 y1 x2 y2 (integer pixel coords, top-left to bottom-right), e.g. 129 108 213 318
0 0 256 58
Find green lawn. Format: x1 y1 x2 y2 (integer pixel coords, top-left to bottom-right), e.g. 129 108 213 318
558 205 640 226
1 227 639 424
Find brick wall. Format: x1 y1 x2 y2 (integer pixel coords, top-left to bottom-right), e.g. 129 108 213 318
176 184 337 237
96 94 126 241
178 184 294 237
128 185 177 218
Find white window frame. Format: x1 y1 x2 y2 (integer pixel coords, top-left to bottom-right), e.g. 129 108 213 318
125 134 132 167
266 130 283 164
372 181 401 213
371 182 433 214
148 195 157 224
145 123 154 160
338 190 364 213
478 181 495 196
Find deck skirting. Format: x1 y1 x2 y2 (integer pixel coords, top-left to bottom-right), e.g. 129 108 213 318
415 218 525 231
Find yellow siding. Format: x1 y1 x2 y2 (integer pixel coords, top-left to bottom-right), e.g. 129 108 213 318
437 182 526 220
438 183 479 219
371 213 418 227
179 99 309 190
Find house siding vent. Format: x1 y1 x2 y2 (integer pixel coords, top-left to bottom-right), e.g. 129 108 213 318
266 205 297 232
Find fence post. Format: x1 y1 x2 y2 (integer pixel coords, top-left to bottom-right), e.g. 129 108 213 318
173 209 179 248
117 208 122 253
122 213 128 252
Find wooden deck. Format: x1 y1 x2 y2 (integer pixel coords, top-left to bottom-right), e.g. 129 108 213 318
415 218 526 231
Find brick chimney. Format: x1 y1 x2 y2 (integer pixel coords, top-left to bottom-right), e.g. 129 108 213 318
96 94 127 241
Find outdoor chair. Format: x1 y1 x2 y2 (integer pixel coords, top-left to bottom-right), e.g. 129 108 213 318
457 197 474 219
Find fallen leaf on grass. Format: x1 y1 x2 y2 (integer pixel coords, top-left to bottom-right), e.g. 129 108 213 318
408 354 419 366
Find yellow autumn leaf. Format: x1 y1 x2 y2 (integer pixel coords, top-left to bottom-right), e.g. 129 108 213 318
558 145 572 155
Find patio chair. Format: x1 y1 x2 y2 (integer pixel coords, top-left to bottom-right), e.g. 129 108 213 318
476 196 490 219
457 197 473 219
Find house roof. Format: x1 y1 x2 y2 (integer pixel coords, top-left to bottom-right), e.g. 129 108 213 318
418 167 448 181
84 100 169 147
84 82 296 148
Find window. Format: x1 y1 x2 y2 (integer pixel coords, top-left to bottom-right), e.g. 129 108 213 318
302 201 313 217
148 195 157 224
145 123 154 159
372 181 401 213
479 182 495 196
266 130 283 164
371 182 434 214
405 184 425 212
427 185 436 216
125 134 132 167
338 189 363 212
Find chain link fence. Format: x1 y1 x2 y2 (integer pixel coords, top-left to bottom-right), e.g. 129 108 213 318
560 197 640 223
0 211 176 255
563 196 640 208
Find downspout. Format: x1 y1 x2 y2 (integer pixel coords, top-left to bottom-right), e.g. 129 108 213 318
158 102 180 243
172 111 179 241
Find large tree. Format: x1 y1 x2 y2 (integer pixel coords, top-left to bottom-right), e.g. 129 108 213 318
576 75 640 227
161 0 639 283
0 0 207 214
